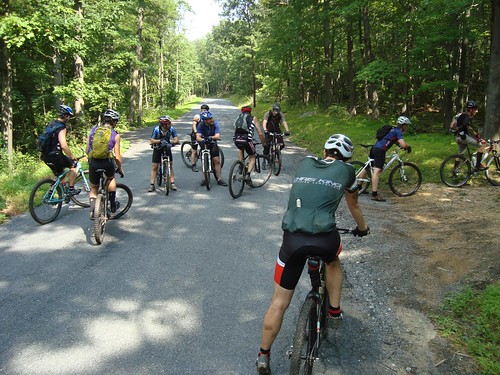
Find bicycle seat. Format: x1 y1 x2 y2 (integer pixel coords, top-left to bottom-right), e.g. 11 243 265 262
95 168 107 173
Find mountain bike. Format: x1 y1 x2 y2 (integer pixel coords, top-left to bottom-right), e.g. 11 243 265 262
180 137 225 169
287 228 353 375
439 139 500 187
93 169 133 245
29 153 91 224
200 139 224 191
228 143 272 199
155 144 177 196
351 145 422 197
263 131 288 176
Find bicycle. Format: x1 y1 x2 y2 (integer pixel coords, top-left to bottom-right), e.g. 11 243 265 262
439 139 500 187
93 169 133 245
287 228 353 375
263 131 288 176
155 144 177 196
180 137 225 170
29 153 91 224
228 143 272 199
199 139 225 191
351 144 422 197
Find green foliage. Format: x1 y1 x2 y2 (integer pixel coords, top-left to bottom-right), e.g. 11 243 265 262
433 283 500 375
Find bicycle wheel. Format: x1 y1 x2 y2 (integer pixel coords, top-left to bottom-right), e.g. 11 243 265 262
71 170 91 207
388 162 422 196
163 159 170 196
29 178 63 225
272 147 282 176
93 194 106 245
350 161 371 194
319 290 330 342
485 155 500 186
180 141 193 168
228 160 245 199
203 154 211 190
290 297 317 375
248 155 272 188
440 154 471 187
156 163 163 187
219 148 225 168
110 183 133 219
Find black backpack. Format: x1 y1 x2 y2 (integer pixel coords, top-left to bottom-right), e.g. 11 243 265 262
234 113 252 135
375 125 394 140
37 121 65 155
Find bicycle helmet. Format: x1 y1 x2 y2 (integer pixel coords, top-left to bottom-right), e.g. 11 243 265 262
201 111 214 121
324 134 354 159
396 116 411 126
103 109 120 121
159 115 172 125
466 100 478 109
59 105 74 117
201 104 209 111
241 105 252 113
272 103 281 112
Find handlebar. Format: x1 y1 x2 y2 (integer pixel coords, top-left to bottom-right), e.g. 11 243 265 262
337 228 353 234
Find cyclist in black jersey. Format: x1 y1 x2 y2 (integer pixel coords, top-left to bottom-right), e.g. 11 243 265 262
256 134 369 375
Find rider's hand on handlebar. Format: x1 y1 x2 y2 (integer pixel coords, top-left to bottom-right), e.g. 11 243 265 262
284 132 291 136
160 139 169 148
352 226 370 237
406 146 412 154
116 168 124 178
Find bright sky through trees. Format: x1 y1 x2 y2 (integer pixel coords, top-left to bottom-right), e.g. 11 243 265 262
182 0 222 41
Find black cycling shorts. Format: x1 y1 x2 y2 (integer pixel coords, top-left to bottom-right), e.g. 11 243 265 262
152 146 173 164
89 158 115 185
370 147 386 169
274 230 342 290
43 152 73 176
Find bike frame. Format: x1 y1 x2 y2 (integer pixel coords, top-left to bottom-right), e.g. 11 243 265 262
45 159 89 204
358 148 405 178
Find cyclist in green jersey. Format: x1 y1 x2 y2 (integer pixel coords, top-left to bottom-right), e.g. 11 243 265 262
256 134 369 375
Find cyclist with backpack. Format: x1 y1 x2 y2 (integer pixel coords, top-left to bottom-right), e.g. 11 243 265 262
189 104 210 172
256 134 369 375
40 105 81 197
86 109 123 217
455 100 488 171
148 115 179 192
233 105 265 175
262 103 290 156
357 116 412 202
195 111 227 186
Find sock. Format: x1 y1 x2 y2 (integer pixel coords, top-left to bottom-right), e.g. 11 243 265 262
69 185 75 190
108 191 116 204
476 152 483 167
329 305 342 317
371 191 378 197
259 348 271 357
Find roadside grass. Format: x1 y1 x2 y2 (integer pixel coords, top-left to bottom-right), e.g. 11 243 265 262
0 98 202 224
432 282 500 375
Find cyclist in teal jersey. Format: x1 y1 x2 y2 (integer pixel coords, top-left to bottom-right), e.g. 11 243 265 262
256 134 369 375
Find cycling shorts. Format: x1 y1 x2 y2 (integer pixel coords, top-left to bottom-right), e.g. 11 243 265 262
152 146 173 164
202 142 221 158
274 230 342 290
42 152 73 176
369 147 386 169
234 137 256 156
89 158 116 185
456 135 482 154
190 131 199 148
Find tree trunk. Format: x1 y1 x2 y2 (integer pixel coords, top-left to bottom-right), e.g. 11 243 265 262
74 0 84 116
129 4 144 125
484 0 500 140
347 18 357 115
321 13 333 109
159 36 164 107
1 19 14 160
52 51 62 109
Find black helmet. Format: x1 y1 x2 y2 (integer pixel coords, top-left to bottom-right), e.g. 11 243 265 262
201 104 209 111
59 105 74 117
272 103 281 112
466 100 478 109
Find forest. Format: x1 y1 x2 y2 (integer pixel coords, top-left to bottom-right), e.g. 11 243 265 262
1 0 499 156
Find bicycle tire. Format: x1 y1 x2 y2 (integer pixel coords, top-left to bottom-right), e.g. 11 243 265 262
272 147 282 176
164 159 170 196
219 148 225 168
71 169 91 207
388 162 422 196
485 155 500 186
29 178 63 225
228 160 245 199
439 154 471 187
319 289 330 342
93 193 106 245
350 161 371 194
156 163 163 187
290 297 317 375
110 183 133 219
204 154 211 190
248 155 272 188
180 141 194 168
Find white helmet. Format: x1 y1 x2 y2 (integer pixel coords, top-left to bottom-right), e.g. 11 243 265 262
324 134 354 159
396 116 411 126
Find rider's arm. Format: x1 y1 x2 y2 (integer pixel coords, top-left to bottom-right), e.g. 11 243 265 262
345 190 368 232
114 134 122 171
397 138 410 150
58 128 75 160
253 117 266 144
280 114 290 132
195 129 204 143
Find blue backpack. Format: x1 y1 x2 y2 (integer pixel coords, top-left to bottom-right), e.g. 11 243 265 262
37 121 65 155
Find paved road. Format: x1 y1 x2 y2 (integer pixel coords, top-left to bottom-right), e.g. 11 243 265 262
0 99 339 374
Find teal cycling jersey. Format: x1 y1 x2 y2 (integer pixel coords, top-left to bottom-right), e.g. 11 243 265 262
282 156 356 234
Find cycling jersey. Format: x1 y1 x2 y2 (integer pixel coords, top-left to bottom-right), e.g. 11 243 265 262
151 124 178 147
196 120 221 139
373 127 404 151
282 157 357 234
263 111 286 133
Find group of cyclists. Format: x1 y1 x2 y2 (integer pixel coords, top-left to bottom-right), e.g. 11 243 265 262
40 99 487 375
